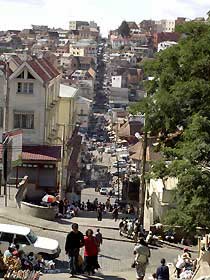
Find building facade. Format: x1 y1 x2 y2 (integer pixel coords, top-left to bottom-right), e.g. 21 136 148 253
7 56 61 145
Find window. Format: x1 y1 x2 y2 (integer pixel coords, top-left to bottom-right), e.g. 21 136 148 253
15 234 30 245
17 72 24 79
27 230 38 244
17 82 34 94
0 107 3 128
0 232 14 243
14 112 34 129
27 72 35 79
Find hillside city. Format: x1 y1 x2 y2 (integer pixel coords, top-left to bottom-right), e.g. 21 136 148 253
0 10 209 280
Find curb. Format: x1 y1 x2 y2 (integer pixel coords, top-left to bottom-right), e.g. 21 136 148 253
159 240 196 252
0 215 134 244
65 220 119 231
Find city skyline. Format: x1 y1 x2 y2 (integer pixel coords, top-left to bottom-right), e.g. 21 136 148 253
0 0 209 35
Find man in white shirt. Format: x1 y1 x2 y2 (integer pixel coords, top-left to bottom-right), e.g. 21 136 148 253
133 238 150 280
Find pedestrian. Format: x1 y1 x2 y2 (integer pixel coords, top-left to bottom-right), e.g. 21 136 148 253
97 204 103 221
58 200 64 216
156 258 169 280
84 229 100 275
133 237 150 280
65 223 84 277
112 207 119 221
95 229 103 248
105 198 110 211
63 198 69 215
87 199 91 211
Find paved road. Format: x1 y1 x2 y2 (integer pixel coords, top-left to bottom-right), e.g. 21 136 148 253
81 187 116 205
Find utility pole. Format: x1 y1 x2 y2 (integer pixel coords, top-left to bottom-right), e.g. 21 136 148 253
117 161 120 202
139 131 147 225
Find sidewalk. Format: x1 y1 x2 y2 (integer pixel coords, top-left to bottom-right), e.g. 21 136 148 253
70 216 119 230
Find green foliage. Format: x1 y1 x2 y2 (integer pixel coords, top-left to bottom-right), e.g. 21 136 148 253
132 21 210 234
118 21 130 38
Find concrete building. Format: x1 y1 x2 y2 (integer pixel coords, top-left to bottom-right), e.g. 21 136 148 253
155 19 176 32
76 96 92 133
6 56 61 145
69 21 89 31
52 84 79 192
55 84 78 145
69 39 97 60
144 177 178 229
111 76 122 88
109 87 129 110
0 56 64 197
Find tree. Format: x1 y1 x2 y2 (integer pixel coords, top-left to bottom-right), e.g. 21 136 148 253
131 21 210 234
118 21 130 38
207 10 210 21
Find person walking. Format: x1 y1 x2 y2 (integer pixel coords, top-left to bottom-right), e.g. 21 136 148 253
97 204 103 221
156 258 169 280
95 229 103 248
84 229 100 275
133 238 150 280
65 223 84 277
112 207 119 221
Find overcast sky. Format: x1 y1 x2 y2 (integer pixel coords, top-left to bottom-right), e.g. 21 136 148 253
0 0 209 35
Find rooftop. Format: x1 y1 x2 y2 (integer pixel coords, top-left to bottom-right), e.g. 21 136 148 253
59 84 78 98
0 145 61 162
9 56 60 83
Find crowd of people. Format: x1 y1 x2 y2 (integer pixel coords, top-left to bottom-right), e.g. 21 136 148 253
0 243 55 279
65 223 103 278
58 198 120 222
131 237 198 280
175 248 197 279
119 218 148 242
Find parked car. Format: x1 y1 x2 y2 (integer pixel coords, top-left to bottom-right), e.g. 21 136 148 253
0 224 61 259
100 188 108 195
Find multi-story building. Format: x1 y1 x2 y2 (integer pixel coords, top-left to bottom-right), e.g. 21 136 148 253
69 21 89 31
0 56 63 197
6 55 61 145
155 19 175 32
69 39 97 61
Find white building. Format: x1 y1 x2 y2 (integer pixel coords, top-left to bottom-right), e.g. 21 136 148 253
111 76 122 88
69 39 97 60
144 177 178 230
6 56 61 145
158 41 177 52
76 96 92 131
155 19 175 32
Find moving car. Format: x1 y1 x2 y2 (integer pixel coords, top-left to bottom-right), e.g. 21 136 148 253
0 224 61 259
100 188 108 195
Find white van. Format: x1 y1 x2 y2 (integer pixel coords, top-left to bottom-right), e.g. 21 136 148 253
0 224 61 259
